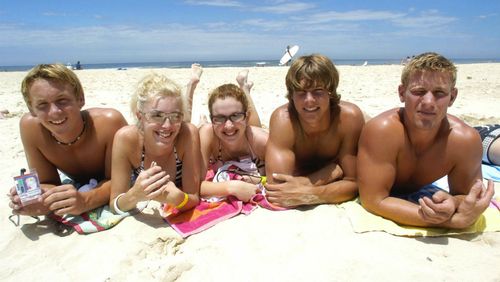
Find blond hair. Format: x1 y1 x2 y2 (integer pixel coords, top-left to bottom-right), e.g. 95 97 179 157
21 64 84 110
130 73 186 123
401 52 457 87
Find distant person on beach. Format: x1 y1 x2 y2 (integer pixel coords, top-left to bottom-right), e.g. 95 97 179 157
8 64 127 216
265 54 365 208
109 73 201 215
75 61 82 70
357 52 494 228
199 75 268 202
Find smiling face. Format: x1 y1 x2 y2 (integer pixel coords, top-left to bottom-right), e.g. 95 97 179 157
399 70 457 130
210 96 248 143
140 96 183 149
292 79 331 127
28 78 84 136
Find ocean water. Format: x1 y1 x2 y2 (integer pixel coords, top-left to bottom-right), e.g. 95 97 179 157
1 58 499 72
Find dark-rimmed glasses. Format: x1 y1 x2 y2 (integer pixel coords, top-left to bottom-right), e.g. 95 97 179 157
211 112 246 125
144 110 183 124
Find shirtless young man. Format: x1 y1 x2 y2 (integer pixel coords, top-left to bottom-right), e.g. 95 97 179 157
265 54 365 208
8 64 127 216
357 52 494 228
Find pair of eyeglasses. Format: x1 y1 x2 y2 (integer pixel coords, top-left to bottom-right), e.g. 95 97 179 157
144 110 183 124
216 168 264 185
210 112 246 125
293 89 330 99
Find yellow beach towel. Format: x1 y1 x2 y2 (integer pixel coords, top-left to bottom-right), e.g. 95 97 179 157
340 198 500 237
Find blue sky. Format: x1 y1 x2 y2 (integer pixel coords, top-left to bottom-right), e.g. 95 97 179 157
0 0 499 65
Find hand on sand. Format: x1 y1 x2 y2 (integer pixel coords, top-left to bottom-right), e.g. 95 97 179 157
447 179 494 229
265 173 313 207
418 190 455 224
43 184 87 216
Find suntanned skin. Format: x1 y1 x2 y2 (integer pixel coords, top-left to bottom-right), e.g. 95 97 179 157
265 89 364 208
9 78 127 216
110 96 202 213
358 70 494 228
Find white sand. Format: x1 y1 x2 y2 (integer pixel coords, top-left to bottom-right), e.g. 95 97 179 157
1 64 499 281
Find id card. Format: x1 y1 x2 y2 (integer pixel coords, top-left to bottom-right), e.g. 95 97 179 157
14 169 42 205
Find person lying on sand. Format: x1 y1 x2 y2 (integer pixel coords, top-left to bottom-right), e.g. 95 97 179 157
474 124 500 166
357 52 494 228
109 73 201 214
265 54 365 208
199 82 268 202
8 64 127 216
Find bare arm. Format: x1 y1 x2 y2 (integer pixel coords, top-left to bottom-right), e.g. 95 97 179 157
65 109 127 213
199 125 264 202
358 119 428 226
10 115 61 216
443 127 494 228
306 105 364 203
265 106 296 182
358 117 455 227
174 123 202 210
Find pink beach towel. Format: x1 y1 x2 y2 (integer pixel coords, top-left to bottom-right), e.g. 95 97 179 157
162 193 285 238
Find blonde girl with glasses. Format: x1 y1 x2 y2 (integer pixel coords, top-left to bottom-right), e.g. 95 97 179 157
109 73 202 215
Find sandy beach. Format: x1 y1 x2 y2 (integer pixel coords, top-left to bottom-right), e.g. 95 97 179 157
1 64 499 281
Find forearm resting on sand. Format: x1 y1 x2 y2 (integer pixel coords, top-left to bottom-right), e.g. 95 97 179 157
306 162 344 186
265 174 357 207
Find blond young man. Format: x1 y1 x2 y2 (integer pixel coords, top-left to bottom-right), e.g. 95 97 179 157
357 52 494 228
9 64 127 216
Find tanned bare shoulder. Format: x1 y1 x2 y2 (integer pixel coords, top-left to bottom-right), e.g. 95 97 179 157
87 107 127 124
446 114 482 150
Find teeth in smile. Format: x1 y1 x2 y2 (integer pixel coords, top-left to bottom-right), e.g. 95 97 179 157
304 107 319 112
224 131 237 136
50 118 66 125
158 131 172 138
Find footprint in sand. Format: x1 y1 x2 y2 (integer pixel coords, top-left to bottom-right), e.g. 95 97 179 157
110 235 192 281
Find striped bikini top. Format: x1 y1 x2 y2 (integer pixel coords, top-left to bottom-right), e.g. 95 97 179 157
131 146 183 188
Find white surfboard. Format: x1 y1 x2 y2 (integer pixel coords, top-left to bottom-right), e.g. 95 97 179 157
279 45 299 65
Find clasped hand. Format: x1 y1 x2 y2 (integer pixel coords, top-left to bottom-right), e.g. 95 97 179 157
418 190 456 224
265 173 313 208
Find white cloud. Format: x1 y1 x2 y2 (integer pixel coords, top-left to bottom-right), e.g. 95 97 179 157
253 2 315 14
391 10 456 29
184 0 243 7
305 9 405 24
478 13 497 19
241 18 289 30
